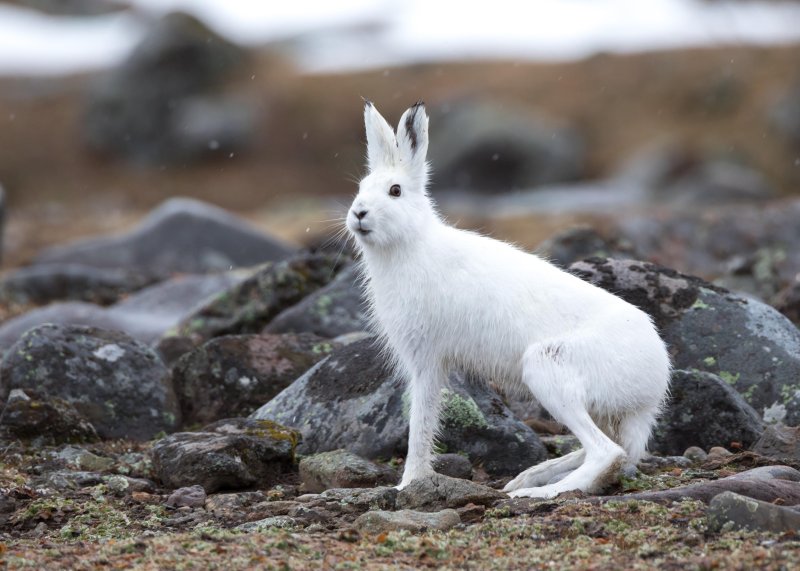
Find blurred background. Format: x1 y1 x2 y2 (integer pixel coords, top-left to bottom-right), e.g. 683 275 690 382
0 0 799 315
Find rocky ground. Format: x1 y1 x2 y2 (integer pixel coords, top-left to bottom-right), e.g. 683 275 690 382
0 196 799 569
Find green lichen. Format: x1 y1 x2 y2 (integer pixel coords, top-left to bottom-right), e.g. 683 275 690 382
780 383 800 405
741 384 757 403
690 299 710 310
311 342 333 355
313 294 333 317
440 389 488 431
162 411 176 427
244 420 301 452
718 371 740 385
703 356 717 367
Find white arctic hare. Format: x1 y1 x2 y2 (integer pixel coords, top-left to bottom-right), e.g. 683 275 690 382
346 101 671 498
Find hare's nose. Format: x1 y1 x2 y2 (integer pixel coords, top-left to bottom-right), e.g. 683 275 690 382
355 210 368 220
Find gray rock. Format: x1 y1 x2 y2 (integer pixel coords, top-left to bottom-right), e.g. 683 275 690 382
0 272 244 355
683 447 708 463
0 324 179 440
570 258 800 424
613 145 774 206
396 473 505 512
166 485 207 508
83 12 250 164
0 264 155 306
105 475 155 495
752 425 800 462
9 1 125 16
773 282 800 327
617 200 800 294
264 265 369 338
707 446 734 462
708 491 800 533
0 183 4 266
39 472 156 496
252 338 546 477
235 516 297 531
319 487 398 512
604 465 800 505
35 470 103 491
0 388 98 445
172 333 338 426
164 252 343 347
503 398 545 424
535 226 638 269
651 370 764 456
354 509 461 534
430 100 584 193
204 491 267 517
150 418 299 492
168 95 256 160
769 81 800 149
35 198 294 276
299 450 396 493
0 491 16 522
50 445 115 472
432 454 473 481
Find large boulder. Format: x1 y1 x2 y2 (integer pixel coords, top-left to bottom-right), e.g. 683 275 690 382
617 199 800 294
768 81 800 149
264 265 369 338
429 101 584 193
83 12 251 164
0 264 155 306
34 198 295 276
0 182 4 266
251 338 547 477
534 226 638 269
0 324 179 440
651 370 764 456
0 271 244 355
151 418 299 492
613 145 773 207
570 258 800 424
773 282 800 327
8 1 125 16
163 252 343 346
172 332 339 426
752 425 800 463
0 388 98 445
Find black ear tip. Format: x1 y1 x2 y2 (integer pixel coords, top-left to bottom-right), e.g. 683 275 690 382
362 97 373 108
413 100 425 108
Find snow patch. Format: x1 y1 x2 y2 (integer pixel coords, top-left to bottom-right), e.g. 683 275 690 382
3 0 800 76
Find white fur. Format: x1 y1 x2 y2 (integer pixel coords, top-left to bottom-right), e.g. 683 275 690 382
346 101 671 498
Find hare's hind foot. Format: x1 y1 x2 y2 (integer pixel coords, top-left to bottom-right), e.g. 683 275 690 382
503 449 585 492
507 449 626 498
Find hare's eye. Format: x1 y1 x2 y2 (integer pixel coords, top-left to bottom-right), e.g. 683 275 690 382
389 184 402 198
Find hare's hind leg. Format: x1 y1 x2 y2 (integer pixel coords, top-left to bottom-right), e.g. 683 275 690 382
503 449 585 492
617 406 660 468
508 342 627 499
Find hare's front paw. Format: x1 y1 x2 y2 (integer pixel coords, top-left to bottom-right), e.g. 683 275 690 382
396 466 435 490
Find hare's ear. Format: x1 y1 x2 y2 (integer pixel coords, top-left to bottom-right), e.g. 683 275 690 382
364 101 398 171
397 101 429 176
